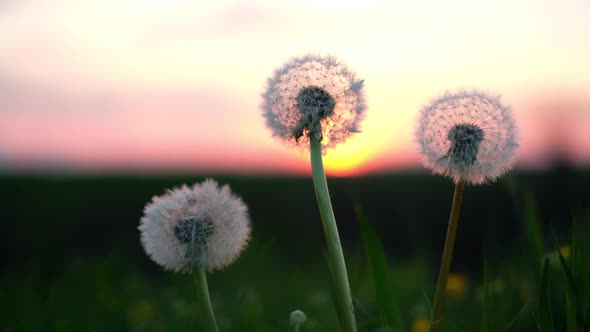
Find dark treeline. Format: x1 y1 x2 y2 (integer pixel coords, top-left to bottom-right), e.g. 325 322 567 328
1 164 588 274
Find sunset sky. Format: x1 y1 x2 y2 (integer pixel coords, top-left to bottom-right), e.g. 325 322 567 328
1 0 589 176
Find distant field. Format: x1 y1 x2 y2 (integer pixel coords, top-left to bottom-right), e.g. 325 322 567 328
1 167 588 331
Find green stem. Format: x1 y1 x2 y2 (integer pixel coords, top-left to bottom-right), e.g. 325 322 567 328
309 134 357 332
193 268 219 332
431 179 465 331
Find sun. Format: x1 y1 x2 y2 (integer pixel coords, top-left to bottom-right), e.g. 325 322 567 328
324 155 366 176
322 138 376 177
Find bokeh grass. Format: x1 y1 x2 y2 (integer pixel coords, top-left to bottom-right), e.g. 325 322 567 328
0 167 588 331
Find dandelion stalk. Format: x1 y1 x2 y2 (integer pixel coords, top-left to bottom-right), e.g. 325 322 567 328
139 179 251 332
431 179 465 330
262 54 365 331
310 133 357 332
193 268 219 332
415 91 518 330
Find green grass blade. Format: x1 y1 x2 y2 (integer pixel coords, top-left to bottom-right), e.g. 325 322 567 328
572 215 578 275
575 212 590 330
482 258 490 332
505 302 530 332
566 290 576 332
552 232 584 328
355 204 403 330
538 258 553 332
570 216 590 331
585 303 590 332
523 189 544 264
585 219 590 331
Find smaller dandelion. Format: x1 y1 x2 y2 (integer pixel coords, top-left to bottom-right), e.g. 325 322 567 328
139 179 250 332
139 179 250 272
418 90 518 331
416 90 518 184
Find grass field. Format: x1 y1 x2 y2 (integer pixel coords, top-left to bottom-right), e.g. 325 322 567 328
1 166 589 331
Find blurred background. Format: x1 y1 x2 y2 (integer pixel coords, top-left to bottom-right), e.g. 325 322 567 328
1 0 589 331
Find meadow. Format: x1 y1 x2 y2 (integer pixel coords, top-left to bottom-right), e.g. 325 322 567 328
1 165 589 331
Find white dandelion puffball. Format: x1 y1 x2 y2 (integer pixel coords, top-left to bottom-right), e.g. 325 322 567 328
139 179 250 272
416 90 518 185
262 54 367 150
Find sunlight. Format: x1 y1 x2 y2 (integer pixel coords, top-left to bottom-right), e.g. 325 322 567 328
322 131 383 177
1 0 589 173
324 152 367 176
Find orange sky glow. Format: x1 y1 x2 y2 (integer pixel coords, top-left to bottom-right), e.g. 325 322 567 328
1 0 589 176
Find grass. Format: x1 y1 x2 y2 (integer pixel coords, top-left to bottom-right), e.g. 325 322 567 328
0 168 589 331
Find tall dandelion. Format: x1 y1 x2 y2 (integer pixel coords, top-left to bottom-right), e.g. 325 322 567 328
262 54 366 332
139 179 251 332
415 90 518 330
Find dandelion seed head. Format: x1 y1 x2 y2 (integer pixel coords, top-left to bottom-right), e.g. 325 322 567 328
446 124 485 168
139 179 251 272
262 54 367 151
173 216 213 245
416 90 518 184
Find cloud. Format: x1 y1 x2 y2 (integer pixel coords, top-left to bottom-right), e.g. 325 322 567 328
0 76 120 114
140 3 288 47
515 95 590 167
1 0 589 174
0 76 265 163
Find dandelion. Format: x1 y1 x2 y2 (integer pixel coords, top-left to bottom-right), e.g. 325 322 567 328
416 90 518 185
262 54 366 151
139 179 250 272
416 90 518 330
262 54 364 332
547 244 572 267
139 178 251 332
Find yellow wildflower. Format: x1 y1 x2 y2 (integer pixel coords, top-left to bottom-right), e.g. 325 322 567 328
446 273 468 298
412 318 430 332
